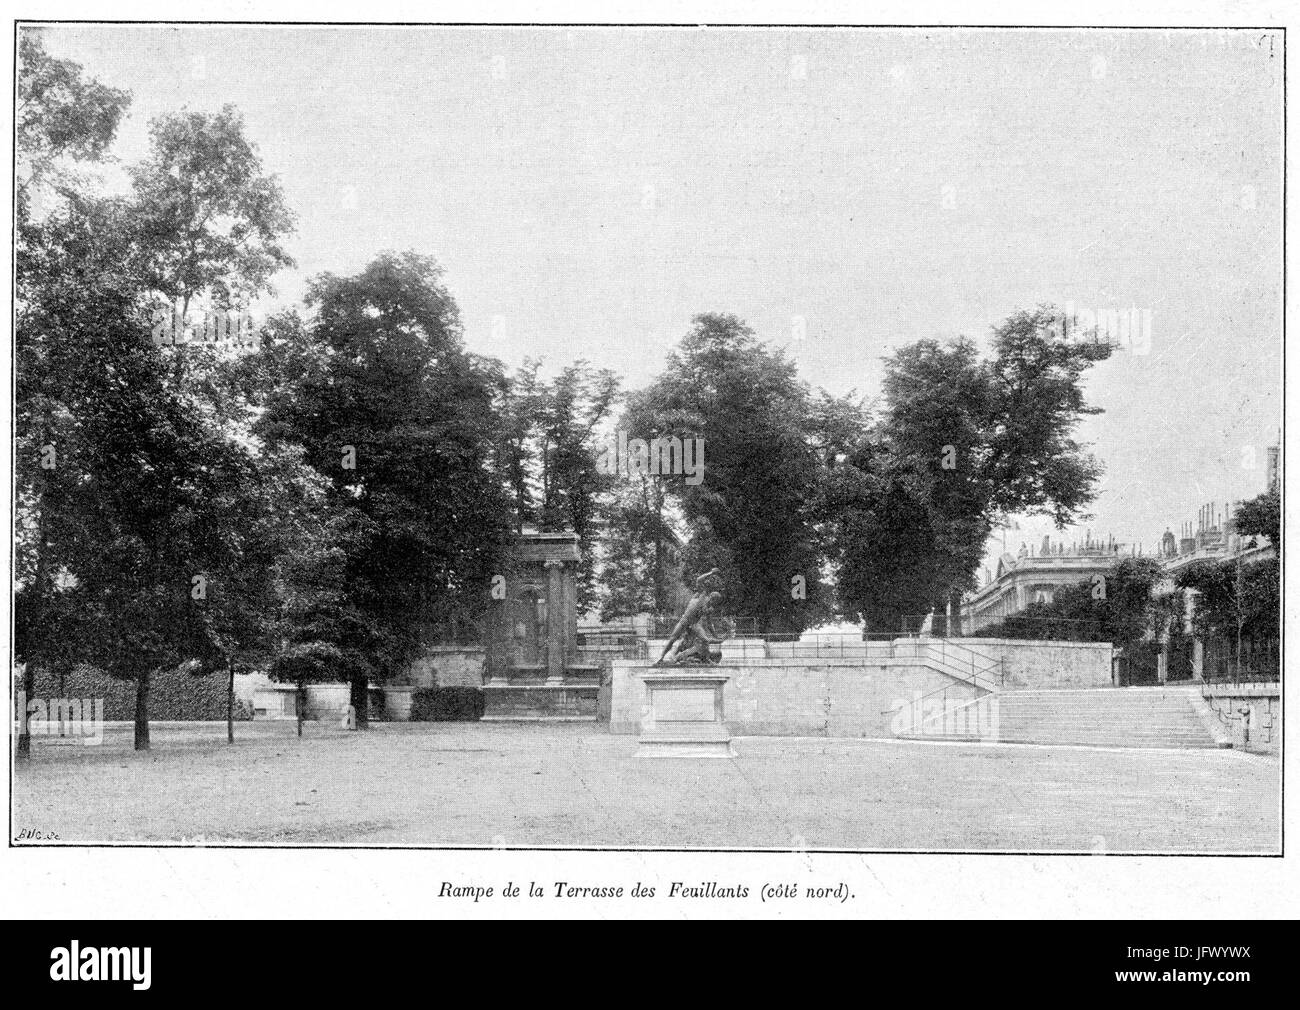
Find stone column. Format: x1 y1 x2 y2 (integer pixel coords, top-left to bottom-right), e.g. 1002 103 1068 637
545 560 565 683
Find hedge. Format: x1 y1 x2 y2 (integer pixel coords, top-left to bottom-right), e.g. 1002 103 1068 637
16 664 253 721
409 687 484 722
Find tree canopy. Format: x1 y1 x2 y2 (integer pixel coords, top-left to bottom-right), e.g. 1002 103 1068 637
17 38 1200 760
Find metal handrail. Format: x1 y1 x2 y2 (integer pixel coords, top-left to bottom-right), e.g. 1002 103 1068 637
586 632 1010 684
877 642 1002 717
919 639 1003 687
933 638 1000 666
905 688 997 736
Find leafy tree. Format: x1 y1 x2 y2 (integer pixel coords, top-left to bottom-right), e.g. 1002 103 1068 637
1176 558 1279 653
13 231 260 752
626 313 832 633
15 38 133 756
878 307 1111 633
1169 487 1280 678
128 104 295 321
1102 557 1168 648
598 469 684 625
1234 485 1280 554
881 336 990 626
16 31 130 220
196 440 333 743
15 80 301 754
494 360 621 611
269 516 378 736
823 458 944 635
493 358 547 534
256 252 514 724
538 362 620 611
804 391 928 633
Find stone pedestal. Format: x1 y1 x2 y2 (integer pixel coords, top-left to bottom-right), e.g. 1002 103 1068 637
637 670 734 758
381 685 418 721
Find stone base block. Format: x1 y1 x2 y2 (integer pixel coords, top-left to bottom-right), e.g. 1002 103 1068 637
637 670 733 759
481 683 599 721
637 727 736 759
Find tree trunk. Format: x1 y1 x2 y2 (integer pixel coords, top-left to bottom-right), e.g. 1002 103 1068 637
16 663 36 760
56 667 66 737
948 588 964 638
653 535 664 614
134 667 151 751
350 671 369 729
24 433 52 759
931 594 949 638
296 675 304 738
226 660 235 744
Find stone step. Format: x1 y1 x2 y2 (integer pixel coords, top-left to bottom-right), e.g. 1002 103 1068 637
999 697 1198 704
1001 707 1202 713
901 734 1222 749
1000 712 1205 720
1000 708 1204 715
998 695 1198 704
901 687 1221 748
1000 709 1201 715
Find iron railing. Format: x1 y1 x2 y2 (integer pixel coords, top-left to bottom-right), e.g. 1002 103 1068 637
574 632 1006 688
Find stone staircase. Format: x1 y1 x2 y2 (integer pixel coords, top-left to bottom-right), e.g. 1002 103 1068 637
936 686 1229 749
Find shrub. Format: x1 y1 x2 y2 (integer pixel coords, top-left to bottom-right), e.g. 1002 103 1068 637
409 686 484 722
16 664 253 720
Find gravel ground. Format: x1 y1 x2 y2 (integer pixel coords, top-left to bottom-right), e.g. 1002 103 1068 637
10 721 1281 852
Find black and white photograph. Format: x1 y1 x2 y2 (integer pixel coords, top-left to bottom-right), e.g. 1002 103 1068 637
4 10 1291 929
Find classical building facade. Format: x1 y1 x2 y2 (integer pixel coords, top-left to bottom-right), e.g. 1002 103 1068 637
1153 498 1278 681
482 531 603 719
961 536 1126 635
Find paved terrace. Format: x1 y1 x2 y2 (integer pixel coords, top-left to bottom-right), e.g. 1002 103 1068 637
11 722 1280 852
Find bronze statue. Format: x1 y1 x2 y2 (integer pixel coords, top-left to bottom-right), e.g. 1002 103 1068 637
654 569 724 665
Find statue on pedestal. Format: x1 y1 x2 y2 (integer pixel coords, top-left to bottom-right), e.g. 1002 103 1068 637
654 568 724 666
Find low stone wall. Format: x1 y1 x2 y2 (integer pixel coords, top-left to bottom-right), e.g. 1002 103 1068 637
406 646 486 689
956 638 1114 690
303 683 352 721
1201 684 1281 754
610 659 985 737
640 636 1111 689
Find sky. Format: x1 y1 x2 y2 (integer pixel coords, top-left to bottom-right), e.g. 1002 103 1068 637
32 24 1283 570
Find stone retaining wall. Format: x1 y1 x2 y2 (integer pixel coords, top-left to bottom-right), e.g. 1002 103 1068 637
610 658 985 737
955 638 1114 690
